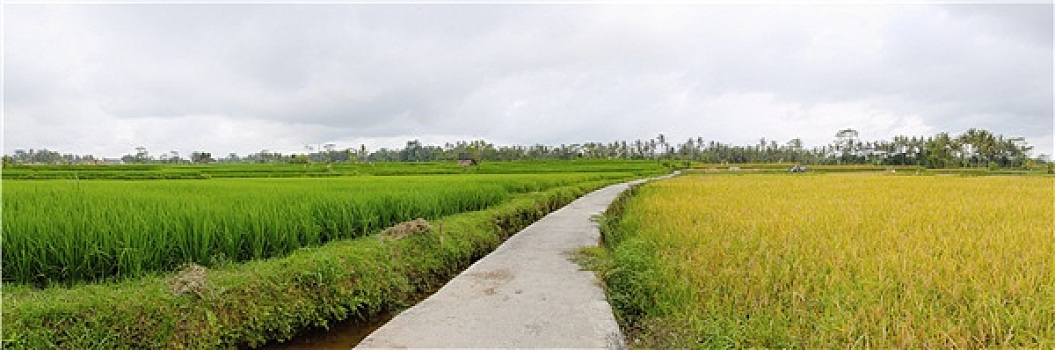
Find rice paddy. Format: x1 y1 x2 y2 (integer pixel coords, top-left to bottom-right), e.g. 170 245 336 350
2 172 635 286
601 174 1054 348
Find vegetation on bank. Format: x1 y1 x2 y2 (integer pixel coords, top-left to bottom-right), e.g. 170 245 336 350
2 179 621 349
596 174 1054 348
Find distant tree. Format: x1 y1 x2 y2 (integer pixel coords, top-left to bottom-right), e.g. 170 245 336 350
289 154 310 164
190 152 214 164
8 127 1042 169
121 147 153 164
134 147 151 163
168 151 182 164
924 132 958 168
338 149 355 162
401 140 425 162
834 129 859 164
657 134 669 159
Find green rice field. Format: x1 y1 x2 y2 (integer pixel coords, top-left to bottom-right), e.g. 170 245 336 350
3 160 669 288
2 171 644 286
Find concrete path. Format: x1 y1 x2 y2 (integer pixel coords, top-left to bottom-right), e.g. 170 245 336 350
357 177 662 349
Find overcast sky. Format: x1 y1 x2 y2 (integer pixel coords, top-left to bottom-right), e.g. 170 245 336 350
4 2 1052 158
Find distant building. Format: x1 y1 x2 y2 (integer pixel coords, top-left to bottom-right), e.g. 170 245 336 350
457 158 478 166
98 158 124 165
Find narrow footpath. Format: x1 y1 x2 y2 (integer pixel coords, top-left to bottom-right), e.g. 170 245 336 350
357 176 665 348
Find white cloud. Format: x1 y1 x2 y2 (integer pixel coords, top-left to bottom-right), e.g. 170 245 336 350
3 3 1051 157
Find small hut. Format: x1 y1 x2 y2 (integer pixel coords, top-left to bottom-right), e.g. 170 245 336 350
457 157 478 167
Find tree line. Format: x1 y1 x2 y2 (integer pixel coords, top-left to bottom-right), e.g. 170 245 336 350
4 128 1047 170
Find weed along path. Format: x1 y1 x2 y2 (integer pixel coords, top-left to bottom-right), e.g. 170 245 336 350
356 175 671 348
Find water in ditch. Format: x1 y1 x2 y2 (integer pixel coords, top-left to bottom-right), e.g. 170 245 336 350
262 311 395 349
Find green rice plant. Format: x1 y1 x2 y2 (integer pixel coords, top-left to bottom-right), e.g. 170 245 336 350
2 179 622 349
2 160 669 180
3 173 632 286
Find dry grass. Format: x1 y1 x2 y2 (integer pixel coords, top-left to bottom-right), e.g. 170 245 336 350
167 263 208 298
380 218 432 239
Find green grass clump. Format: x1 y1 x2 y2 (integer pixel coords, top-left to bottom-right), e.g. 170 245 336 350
3 173 630 286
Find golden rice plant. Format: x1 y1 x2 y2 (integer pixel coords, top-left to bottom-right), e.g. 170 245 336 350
605 174 1054 348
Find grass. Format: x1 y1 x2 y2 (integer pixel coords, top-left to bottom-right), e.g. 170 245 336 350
598 173 1054 348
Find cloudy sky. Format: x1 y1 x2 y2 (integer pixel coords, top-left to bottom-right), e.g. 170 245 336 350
4 2 1052 158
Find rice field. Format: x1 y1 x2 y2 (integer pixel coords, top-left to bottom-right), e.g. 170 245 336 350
3 172 630 286
602 174 1054 348
2 159 669 180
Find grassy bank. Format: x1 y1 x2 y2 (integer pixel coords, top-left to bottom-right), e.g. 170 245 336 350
596 174 1054 348
2 179 619 349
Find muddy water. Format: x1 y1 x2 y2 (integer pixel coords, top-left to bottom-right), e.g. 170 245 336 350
262 280 449 349
262 312 394 349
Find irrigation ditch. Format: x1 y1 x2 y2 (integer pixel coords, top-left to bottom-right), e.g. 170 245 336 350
263 307 395 349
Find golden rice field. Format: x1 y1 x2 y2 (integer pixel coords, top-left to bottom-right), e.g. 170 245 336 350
603 174 1054 348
